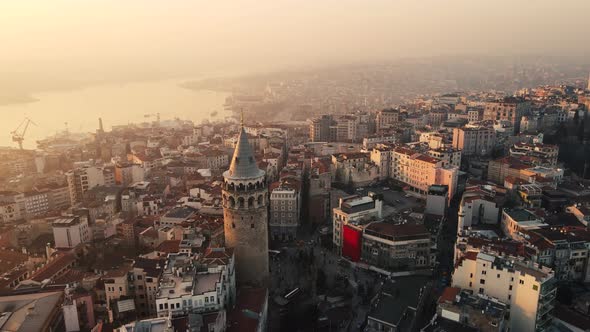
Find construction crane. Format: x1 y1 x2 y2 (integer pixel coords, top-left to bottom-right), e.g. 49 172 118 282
11 117 36 149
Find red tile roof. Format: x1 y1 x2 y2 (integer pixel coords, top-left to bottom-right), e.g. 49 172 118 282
30 252 76 282
157 240 181 254
438 287 461 304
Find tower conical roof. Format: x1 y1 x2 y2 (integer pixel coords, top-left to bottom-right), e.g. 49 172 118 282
225 126 264 179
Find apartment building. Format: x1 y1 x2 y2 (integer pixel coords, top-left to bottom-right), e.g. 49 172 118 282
509 142 559 167
525 228 590 282
484 97 531 133
370 145 393 180
391 146 459 199
452 126 495 156
132 258 165 317
309 115 333 142
457 185 504 232
376 108 400 132
427 147 461 168
52 215 91 249
501 208 548 241
66 165 114 204
269 179 302 241
331 152 379 187
308 159 332 224
155 253 230 318
452 251 556 331
361 222 432 270
333 193 383 260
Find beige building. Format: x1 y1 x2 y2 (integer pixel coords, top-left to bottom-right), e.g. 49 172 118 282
376 108 400 132
452 251 556 332
391 146 459 199
104 267 133 309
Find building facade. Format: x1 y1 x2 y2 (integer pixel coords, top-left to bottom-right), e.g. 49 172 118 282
452 251 556 331
452 126 495 156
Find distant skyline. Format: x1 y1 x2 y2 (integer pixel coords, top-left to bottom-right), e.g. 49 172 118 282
1 0 589 80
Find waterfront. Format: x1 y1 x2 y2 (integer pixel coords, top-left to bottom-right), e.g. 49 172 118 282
0 78 231 149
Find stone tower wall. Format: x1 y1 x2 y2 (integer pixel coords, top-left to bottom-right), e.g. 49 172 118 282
222 184 269 286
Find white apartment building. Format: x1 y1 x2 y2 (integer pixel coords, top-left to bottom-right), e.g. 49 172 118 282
66 165 112 204
370 146 393 180
155 252 233 318
452 126 495 156
452 251 556 332
457 186 503 232
52 215 91 249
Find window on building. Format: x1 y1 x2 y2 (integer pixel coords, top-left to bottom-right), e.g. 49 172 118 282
533 285 538 291
480 279 485 284
519 280 524 285
479 288 484 294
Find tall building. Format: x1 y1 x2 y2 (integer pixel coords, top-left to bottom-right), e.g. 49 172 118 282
332 193 383 260
269 179 301 241
52 215 91 249
376 108 400 132
484 97 530 133
587 71 590 91
309 115 333 142
222 117 269 286
66 165 114 204
452 251 556 331
391 147 459 199
452 125 495 156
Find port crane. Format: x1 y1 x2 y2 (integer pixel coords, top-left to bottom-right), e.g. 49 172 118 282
11 117 36 149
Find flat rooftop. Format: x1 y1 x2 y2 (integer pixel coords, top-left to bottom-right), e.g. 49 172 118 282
52 217 81 227
193 272 221 295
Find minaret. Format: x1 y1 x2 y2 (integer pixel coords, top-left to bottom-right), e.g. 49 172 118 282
587 72 590 91
222 113 269 286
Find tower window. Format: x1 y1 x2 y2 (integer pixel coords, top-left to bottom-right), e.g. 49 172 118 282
232 223 235 228
251 223 254 229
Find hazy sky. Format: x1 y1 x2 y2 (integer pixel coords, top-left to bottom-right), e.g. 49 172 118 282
1 0 589 77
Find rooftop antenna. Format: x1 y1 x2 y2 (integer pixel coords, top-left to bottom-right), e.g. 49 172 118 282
241 108 244 128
